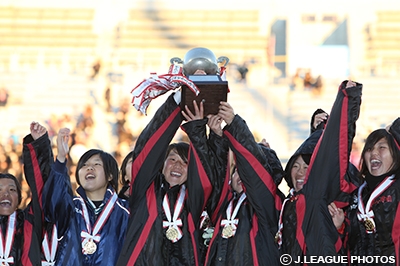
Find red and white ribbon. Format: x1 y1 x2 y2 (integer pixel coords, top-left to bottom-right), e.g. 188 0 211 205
41 224 58 266
276 188 295 247
131 64 200 115
220 193 247 238
0 211 16 265
199 210 209 229
162 185 186 242
79 192 118 254
357 175 395 233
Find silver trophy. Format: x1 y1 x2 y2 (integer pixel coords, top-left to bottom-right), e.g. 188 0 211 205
172 47 230 116
171 47 229 76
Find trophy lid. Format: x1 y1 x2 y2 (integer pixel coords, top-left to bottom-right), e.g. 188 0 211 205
183 47 219 76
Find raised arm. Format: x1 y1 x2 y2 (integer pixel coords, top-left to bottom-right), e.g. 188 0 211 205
220 102 283 229
181 100 228 226
129 92 183 204
42 128 74 234
22 121 53 266
300 80 362 257
303 80 362 204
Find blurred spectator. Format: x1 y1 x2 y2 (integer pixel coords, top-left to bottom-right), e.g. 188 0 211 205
105 86 112 112
303 71 314 89
0 87 9 107
290 68 304 90
91 59 101 79
76 104 94 132
116 110 135 145
290 68 323 93
236 63 249 82
312 75 323 95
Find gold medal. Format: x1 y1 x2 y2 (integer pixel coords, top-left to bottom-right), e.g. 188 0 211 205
364 218 375 232
222 224 234 238
166 227 179 241
83 240 97 254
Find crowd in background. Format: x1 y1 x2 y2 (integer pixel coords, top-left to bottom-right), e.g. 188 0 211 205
0 89 141 209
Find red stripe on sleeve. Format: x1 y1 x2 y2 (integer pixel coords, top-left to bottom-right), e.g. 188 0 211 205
189 144 212 209
296 195 307 254
127 184 158 265
131 107 181 184
187 213 199 266
225 132 282 210
27 143 45 205
211 168 230 224
249 214 259 266
21 219 34 266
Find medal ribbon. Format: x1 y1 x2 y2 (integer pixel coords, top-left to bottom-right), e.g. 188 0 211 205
357 175 395 233
162 185 186 242
220 193 247 238
276 188 295 248
199 210 209 229
41 224 58 266
80 192 118 253
0 212 16 265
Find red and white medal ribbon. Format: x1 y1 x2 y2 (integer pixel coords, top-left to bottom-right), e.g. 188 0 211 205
131 64 200 115
276 188 295 247
162 185 186 243
357 175 395 234
41 224 58 266
199 210 209 229
80 192 118 254
220 193 247 239
0 211 16 265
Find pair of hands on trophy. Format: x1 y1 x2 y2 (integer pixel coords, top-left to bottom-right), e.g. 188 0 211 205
181 100 235 137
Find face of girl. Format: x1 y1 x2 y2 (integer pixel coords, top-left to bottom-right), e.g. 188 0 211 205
162 149 188 187
231 168 243 194
123 157 133 198
0 178 19 216
124 157 133 184
291 155 308 192
78 154 111 200
364 138 394 176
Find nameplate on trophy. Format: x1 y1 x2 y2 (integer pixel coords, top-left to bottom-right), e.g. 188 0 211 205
181 75 228 117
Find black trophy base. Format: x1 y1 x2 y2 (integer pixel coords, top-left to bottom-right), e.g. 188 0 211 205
180 75 228 117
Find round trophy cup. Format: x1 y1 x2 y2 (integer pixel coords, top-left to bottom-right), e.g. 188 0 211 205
182 47 219 76
171 47 230 116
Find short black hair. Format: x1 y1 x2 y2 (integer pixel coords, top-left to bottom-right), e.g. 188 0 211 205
164 142 189 164
120 150 134 187
0 173 22 205
360 129 400 177
75 149 119 192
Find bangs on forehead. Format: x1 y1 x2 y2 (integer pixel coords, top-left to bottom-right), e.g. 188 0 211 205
165 143 189 163
0 179 17 186
90 156 103 162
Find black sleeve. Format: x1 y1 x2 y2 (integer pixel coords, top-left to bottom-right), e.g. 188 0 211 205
22 132 53 265
225 114 283 231
129 93 183 206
